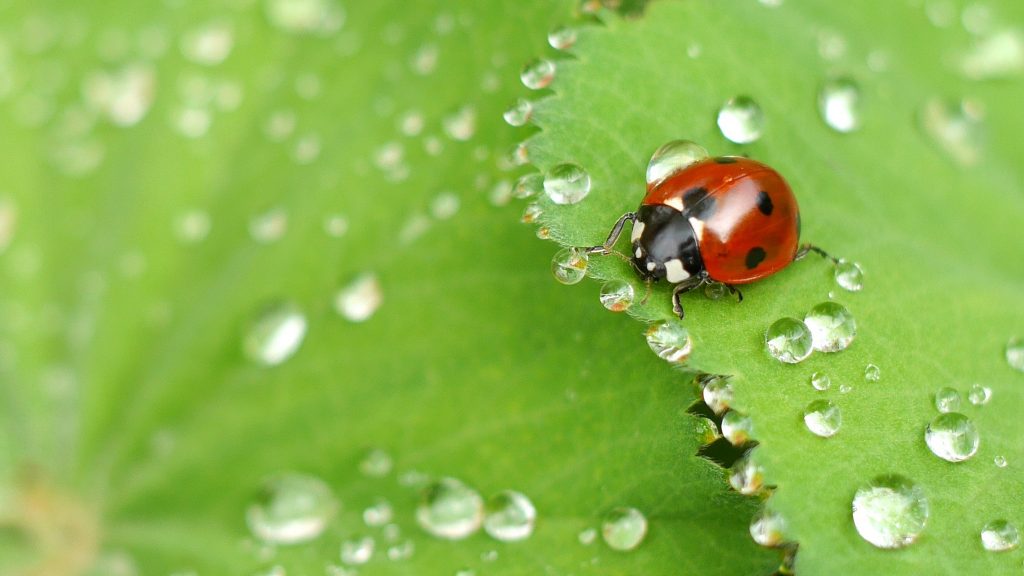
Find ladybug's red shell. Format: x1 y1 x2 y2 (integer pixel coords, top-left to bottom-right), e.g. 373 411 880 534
642 157 800 285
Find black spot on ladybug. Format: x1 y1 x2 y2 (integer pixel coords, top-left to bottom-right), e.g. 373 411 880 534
682 187 708 207
745 247 766 269
756 191 773 215
713 157 738 164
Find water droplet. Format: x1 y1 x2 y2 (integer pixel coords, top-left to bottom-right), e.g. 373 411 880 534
721 411 753 445
819 77 862 133
803 302 856 353
417 478 484 540
803 400 842 437
430 193 460 220
749 508 786 547
765 318 813 363
521 58 556 90
703 281 729 300
834 259 864 291
578 527 598 545
548 26 578 50
340 536 375 565
335 274 383 323
981 520 1020 551
968 383 991 405
521 203 543 224
359 448 392 477
243 301 307 366
480 550 498 562
443 106 476 141
645 140 709 188
729 452 765 495
503 98 533 127
919 97 985 167
249 208 288 243
83 64 156 127
510 175 542 201
363 499 394 527
601 507 647 551
410 44 439 75
293 134 321 164
483 491 536 542
265 0 345 35
925 412 979 462
1005 337 1024 372
864 364 881 382
839 383 853 394
717 96 764 144
934 387 961 413
701 376 734 415
387 539 415 561
687 42 702 58
181 21 234 65
810 371 831 391
694 417 720 444
852 474 929 549
173 105 212 139
544 163 591 205
960 29 1024 80
645 321 692 364
994 455 1008 468
323 214 349 238
174 209 211 244
599 280 634 312
246 473 337 545
264 110 297 141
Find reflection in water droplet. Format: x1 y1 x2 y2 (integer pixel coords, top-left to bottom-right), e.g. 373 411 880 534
544 163 591 205
919 97 985 167
804 400 842 437
483 491 536 542
359 448 393 477
340 536 375 565
811 371 831 391
750 508 786 547
934 387 961 413
765 318 813 364
981 520 1020 552
968 383 991 405
551 248 588 285
925 412 979 462
599 280 635 312
702 376 733 415
804 302 856 352
818 77 862 133
417 478 484 540
503 99 533 127
721 411 753 445
834 259 864 291
717 96 764 144
645 140 709 188
335 274 383 322
864 364 881 382
852 475 929 549
601 507 647 551
729 452 765 495
521 59 556 90
1006 337 1024 372
548 26 578 50
645 322 692 364
244 301 307 366
247 473 337 545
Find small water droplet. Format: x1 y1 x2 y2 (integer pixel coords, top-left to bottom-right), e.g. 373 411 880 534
386 539 415 561
804 302 856 353
521 203 543 224
443 106 476 141
578 527 598 546
926 0 957 28
994 455 1008 468
687 42 702 58
818 29 847 60
359 448 393 477
548 26 578 50
818 77 862 133
1005 337 1024 372
483 491 536 542
694 417 720 444
925 412 979 462
323 214 349 238
962 3 994 35
417 478 484 540
981 520 1020 551
810 371 831 391
934 387 961 413
968 383 991 405
181 21 234 66
503 98 533 127
249 208 288 243
834 259 865 291
265 0 345 35
729 452 765 495
839 383 853 394
363 499 394 527
702 376 734 415
544 163 591 205
335 274 383 323
243 301 307 366
264 110 297 141
721 411 753 445
174 209 211 244
645 322 692 364
480 550 498 562
551 248 588 285
340 536 375 565
749 508 786 547
601 507 647 551
599 280 634 312
293 133 321 164
803 400 842 437
410 43 439 75
521 58 556 90
919 97 985 167
717 96 764 144
645 140 709 188
430 193 460 220
454 569 475 576
864 364 881 382
959 29 1024 80
765 318 813 363
514 173 543 199
852 475 928 549
703 281 729 300
246 473 337 545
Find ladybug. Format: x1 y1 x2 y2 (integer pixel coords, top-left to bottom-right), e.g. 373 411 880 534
585 156 833 318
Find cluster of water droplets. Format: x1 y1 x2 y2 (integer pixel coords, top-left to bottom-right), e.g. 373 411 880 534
765 301 856 364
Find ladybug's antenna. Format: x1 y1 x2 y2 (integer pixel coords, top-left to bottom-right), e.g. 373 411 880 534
639 278 653 305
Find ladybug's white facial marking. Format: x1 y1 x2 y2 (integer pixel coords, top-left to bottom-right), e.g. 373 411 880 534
688 217 705 242
631 221 645 243
663 197 684 211
646 261 656 272
664 258 690 283
635 246 643 258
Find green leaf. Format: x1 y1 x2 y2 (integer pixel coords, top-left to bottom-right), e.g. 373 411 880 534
0 1 778 575
527 0 1024 573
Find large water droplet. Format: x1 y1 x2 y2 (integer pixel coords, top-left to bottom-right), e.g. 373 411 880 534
721 411 753 445
246 473 337 545
925 412 980 462
765 318 813 363
702 376 734 415
959 29 1024 80
729 452 765 495
483 491 536 542
803 400 842 437
645 321 692 364
934 386 961 413
919 97 985 167
417 478 484 540
335 273 383 322
544 163 591 205
804 302 856 352
981 520 1020 551
749 508 787 547
717 96 764 144
818 77 862 133
851 475 929 549
601 507 648 551
340 536 375 565
243 301 307 366
503 99 533 127
645 140 709 188
548 26 578 50
599 280 635 312
811 371 831 391
864 364 881 382
551 248 588 285
834 259 865 291
521 59 556 90
1005 337 1024 372
968 383 991 405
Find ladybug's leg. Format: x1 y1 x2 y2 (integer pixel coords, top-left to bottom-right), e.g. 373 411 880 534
726 284 744 303
584 212 636 255
671 276 705 319
796 243 839 264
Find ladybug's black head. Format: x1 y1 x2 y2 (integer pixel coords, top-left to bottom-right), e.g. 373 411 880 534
631 205 705 283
